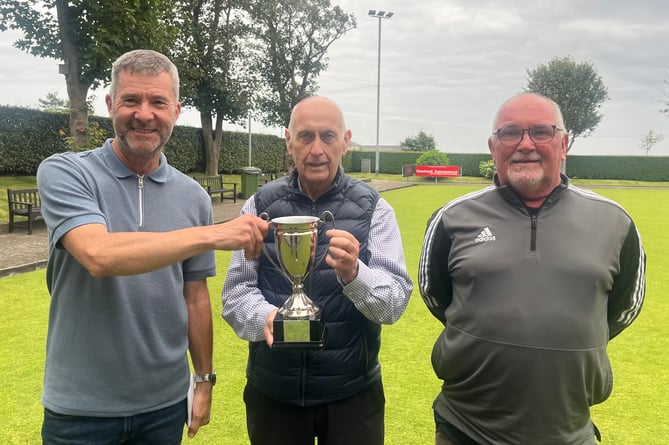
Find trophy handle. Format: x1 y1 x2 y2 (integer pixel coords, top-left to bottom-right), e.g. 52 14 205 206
311 211 335 272
258 212 293 284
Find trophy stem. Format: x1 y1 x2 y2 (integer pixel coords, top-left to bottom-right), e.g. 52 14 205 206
278 283 320 319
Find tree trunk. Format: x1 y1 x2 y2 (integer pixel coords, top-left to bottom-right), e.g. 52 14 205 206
56 0 90 146
65 76 90 146
201 111 224 175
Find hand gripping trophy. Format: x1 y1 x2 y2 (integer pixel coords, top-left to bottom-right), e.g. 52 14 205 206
260 211 334 349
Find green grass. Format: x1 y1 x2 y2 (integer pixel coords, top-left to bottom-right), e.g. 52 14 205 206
0 183 668 444
3 173 667 225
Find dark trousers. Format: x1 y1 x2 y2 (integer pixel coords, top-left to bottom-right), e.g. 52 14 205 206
41 399 186 445
244 380 385 445
435 411 480 445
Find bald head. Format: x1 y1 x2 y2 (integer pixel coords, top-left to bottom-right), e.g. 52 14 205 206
284 96 351 200
288 97 347 134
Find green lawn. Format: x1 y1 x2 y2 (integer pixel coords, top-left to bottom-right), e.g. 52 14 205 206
0 184 667 444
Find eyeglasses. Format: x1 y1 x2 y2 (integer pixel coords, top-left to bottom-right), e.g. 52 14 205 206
493 124 564 146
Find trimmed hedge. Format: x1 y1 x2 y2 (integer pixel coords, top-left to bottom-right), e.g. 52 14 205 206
564 155 669 181
2 106 668 181
350 150 669 181
0 106 285 175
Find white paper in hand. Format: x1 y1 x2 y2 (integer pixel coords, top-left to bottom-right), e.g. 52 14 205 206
187 373 195 428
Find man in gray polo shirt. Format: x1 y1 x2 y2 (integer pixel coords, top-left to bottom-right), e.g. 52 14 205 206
36 49 268 444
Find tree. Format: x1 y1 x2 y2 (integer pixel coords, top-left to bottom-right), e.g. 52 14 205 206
38 91 96 114
0 1 178 146
526 56 609 152
416 149 449 166
248 0 356 129
660 71 669 115
172 0 256 175
640 129 663 155
38 92 69 113
400 130 436 152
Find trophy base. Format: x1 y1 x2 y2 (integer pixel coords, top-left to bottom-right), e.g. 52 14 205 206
272 314 325 350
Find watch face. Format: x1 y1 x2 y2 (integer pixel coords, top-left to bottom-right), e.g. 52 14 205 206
209 373 217 384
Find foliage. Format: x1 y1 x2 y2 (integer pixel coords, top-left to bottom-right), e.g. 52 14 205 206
174 0 252 119
218 131 286 174
0 105 286 175
38 92 68 113
479 159 495 179
3 106 669 180
61 120 108 152
416 149 449 166
400 130 436 152
0 1 177 87
446 153 496 177
565 155 669 181
661 71 669 115
172 0 256 175
0 106 69 174
350 151 423 175
1 0 354 172
38 91 95 114
0 0 179 144
247 0 356 128
639 129 663 155
525 56 609 152
341 150 352 172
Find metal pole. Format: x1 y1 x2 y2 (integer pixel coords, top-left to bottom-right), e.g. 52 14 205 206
248 112 252 166
375 17 382 175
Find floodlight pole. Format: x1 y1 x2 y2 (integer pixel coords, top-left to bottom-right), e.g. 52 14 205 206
368 10 393 175
248 112 252 166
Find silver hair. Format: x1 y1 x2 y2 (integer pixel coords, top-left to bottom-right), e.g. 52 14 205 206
109 49 179 102
492 92 565 130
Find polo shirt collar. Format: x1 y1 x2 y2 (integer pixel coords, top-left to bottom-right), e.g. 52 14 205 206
102 138 169 183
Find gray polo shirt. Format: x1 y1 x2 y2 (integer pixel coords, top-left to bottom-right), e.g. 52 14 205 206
37 139 215 416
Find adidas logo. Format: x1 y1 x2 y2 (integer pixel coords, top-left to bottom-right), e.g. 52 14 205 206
475 227 496 243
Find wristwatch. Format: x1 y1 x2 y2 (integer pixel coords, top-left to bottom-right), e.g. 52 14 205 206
193 373 216 386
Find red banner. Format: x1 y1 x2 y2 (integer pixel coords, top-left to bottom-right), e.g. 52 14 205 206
415 165 460 177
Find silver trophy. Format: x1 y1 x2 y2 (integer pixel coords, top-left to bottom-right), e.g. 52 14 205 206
260 211 334 349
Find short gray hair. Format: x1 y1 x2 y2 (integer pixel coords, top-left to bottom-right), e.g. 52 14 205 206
110 49 179 102
492 92 565 130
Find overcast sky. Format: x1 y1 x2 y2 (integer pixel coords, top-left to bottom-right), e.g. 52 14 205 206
1 0 669 156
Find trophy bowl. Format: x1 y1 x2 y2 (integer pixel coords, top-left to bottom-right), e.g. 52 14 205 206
261 212 334 349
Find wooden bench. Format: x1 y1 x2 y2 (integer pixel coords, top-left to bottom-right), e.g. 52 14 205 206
258 172 278 187
193 175 237 203
7 188 42 235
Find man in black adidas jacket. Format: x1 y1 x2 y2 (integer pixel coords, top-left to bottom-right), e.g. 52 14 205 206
419 93 646 445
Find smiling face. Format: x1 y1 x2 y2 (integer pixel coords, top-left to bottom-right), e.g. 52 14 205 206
106 69 181 173
488 94 568 204
285 97 351 200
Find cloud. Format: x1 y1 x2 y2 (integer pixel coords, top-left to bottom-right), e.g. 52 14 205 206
1 1 668 156
314 0 669 155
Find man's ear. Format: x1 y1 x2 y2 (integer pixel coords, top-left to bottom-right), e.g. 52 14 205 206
560 132 569 161
342 129 352 156
105 94 113 115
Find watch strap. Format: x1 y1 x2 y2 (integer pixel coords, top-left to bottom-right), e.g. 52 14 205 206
193 373 216 385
